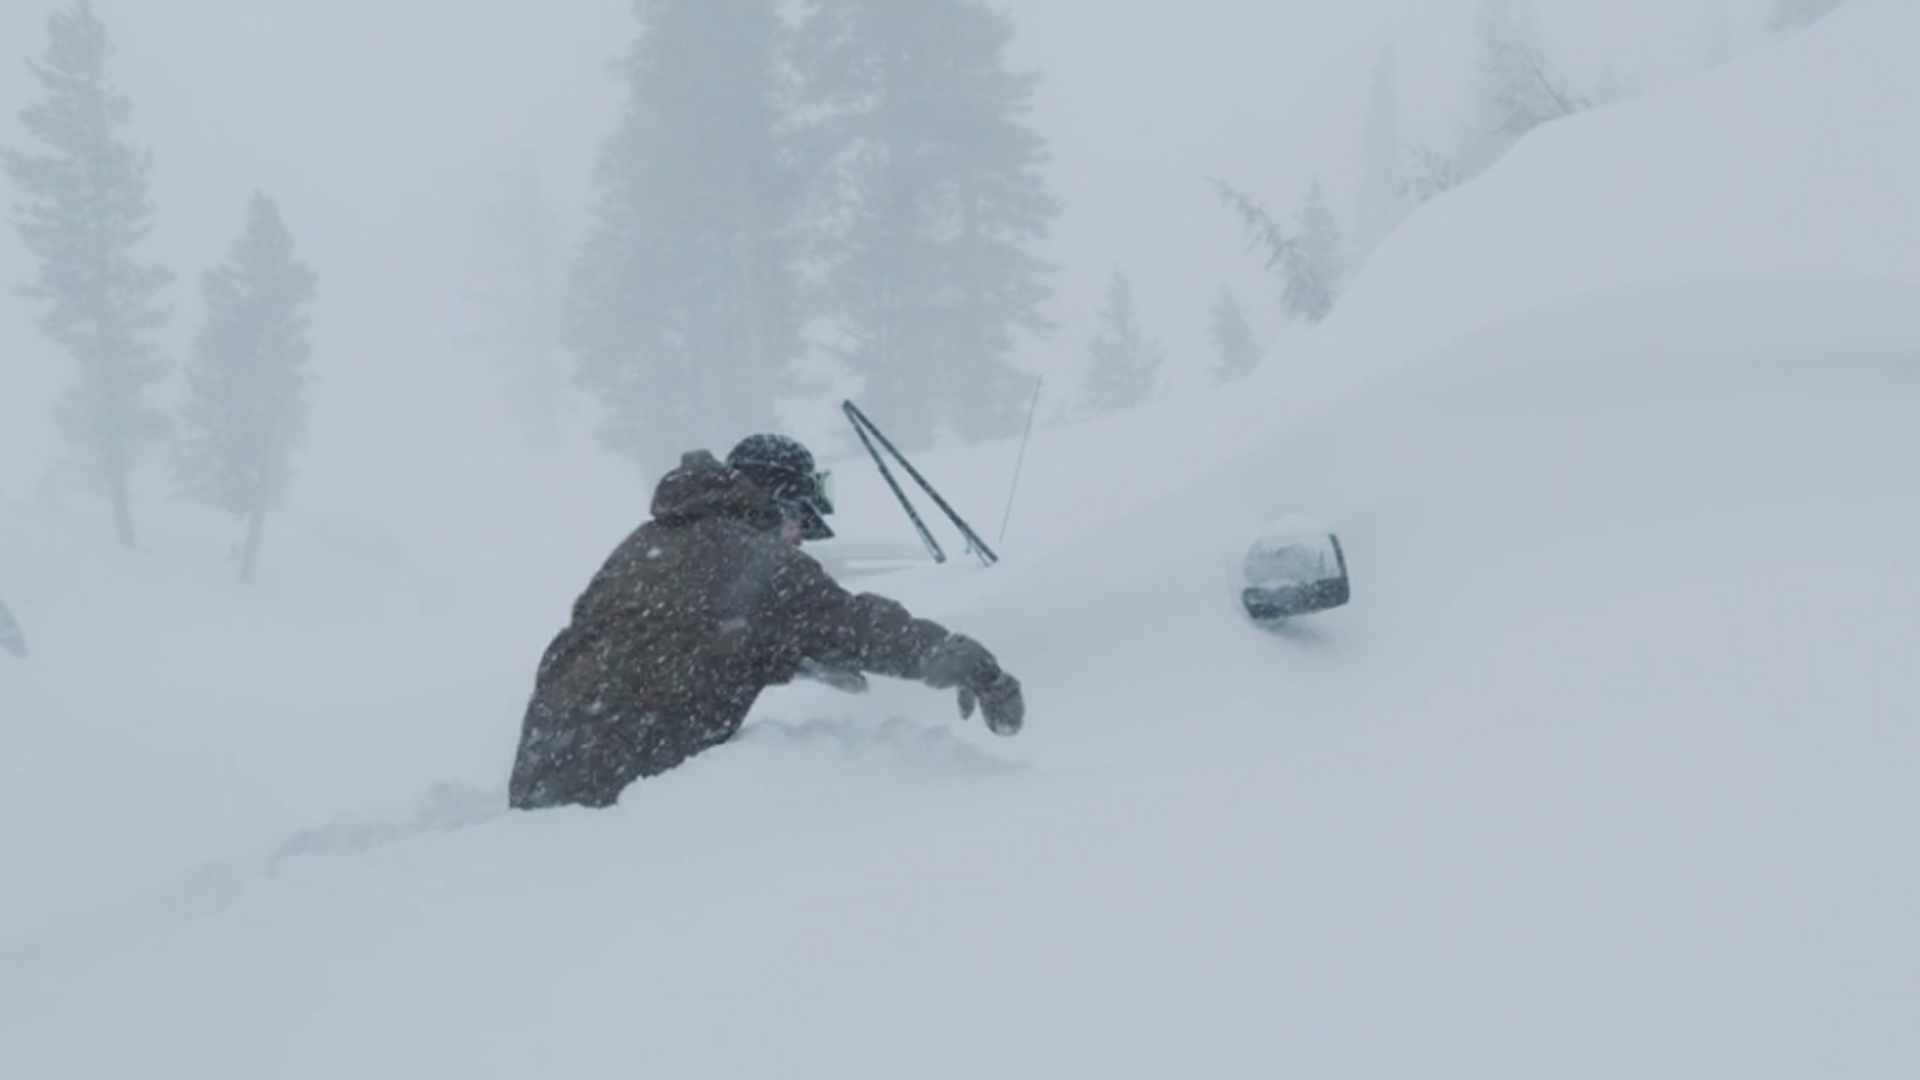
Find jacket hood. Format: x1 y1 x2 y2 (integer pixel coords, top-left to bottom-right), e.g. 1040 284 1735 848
651 450 783 531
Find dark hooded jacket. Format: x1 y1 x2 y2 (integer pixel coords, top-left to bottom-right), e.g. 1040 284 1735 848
508 450 955 809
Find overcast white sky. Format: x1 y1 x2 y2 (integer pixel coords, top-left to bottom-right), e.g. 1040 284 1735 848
0 0 1775 502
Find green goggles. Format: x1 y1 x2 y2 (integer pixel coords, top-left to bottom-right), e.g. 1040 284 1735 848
773 468 834 514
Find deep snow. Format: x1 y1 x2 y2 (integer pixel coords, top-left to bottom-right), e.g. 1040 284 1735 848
4 2 1919 1076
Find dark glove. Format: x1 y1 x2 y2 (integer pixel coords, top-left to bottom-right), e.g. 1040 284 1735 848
958 671 1024 736
922 633 998 689
924 634 1023 736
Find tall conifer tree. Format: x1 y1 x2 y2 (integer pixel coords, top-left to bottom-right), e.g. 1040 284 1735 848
176 193 317 583
798 0 1059 447
3 0 171 545
1081 269 1164 416
571 0 801 472
1207 288 1262 384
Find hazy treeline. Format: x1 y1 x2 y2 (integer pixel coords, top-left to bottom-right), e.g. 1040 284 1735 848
3 0 1850 568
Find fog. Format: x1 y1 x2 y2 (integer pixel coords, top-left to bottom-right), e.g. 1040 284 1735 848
1 0 1771 532
6 4 1911 1074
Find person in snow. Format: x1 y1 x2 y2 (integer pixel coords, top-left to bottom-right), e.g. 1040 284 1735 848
507 434 1024 811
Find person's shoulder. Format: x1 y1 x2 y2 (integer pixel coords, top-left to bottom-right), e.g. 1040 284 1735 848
603 517 670 560
751 535 848 596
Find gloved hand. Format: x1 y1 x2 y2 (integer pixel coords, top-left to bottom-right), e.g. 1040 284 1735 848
924 634 1023 736
921 633 996 689
958 671 1024 736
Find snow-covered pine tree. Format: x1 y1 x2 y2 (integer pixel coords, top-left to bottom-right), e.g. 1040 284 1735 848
2 0 172 547
1351 45 1404 263
175 193 317 584
1459 0 1588 178
1207 288 1262 384
1211 179 1291 280
1284 178 1343 325
1211 177 1342 325
1081 269 1164 416
797 0 1060 448
1769 0 1847 32
459 155 566 453
1401 142 1461 206
570 0 801 474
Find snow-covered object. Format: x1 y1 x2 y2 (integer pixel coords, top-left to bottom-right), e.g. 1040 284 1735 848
1228 514 1351 621
1238 514 1339 586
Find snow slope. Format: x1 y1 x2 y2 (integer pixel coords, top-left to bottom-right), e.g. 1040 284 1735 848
0 498 542 952
5 3 1919 1076
826 0 1920 572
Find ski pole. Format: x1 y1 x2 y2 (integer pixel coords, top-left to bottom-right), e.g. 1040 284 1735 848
844 401 946 564
843 401 998 567
998 375 1043 545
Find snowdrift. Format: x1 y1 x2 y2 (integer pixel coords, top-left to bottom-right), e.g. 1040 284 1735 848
5 3 1920 1077
10 276 1913 1078
0 499 540 956
1288 0 1920 400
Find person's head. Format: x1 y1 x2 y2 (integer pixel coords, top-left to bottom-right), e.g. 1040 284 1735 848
727 434 835 545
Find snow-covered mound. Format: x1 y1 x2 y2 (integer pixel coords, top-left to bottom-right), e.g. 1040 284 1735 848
5 3 1920 1077
9 275 1913 1078
1292 0 1920 397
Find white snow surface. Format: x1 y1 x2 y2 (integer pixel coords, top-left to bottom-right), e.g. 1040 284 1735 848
5 3 1920 1076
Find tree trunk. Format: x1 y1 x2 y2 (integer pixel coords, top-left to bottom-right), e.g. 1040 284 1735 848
109 472 136 547
239 502 267 585
106 442 136 548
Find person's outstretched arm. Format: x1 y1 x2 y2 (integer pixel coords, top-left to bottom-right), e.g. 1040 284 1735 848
765 552 1024 734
